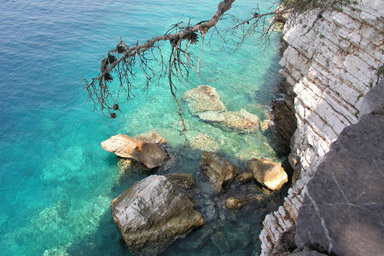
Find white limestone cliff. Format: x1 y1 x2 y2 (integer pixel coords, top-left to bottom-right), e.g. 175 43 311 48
260 1 384 254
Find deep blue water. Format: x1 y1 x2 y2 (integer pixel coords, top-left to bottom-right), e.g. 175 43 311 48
0 0 283 255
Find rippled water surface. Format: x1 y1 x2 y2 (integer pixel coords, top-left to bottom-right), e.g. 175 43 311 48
0 0 284 255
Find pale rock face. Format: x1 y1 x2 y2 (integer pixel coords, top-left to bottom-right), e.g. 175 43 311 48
111 175 204 255
199 152 238 192
260 0 384 254
182 85 226 113
101 134 141 159
246 158 288 191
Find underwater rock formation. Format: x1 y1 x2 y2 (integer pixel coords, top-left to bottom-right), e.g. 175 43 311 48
164 173 197 190
182 85 226 114
101 134 141 159
199 152 238 192
111 175 204 255
198 109 259 133
247 158 288 191
225 197 248 209
183 86 260 133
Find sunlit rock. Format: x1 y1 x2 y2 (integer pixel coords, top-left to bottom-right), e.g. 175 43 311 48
225 197 248 209
199 152 238 192
246 158 288 190
101 134 141 159
164 173 196 190
111 175 204 255
182 85 226 114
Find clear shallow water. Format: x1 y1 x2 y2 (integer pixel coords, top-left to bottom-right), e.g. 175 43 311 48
0 0 284 255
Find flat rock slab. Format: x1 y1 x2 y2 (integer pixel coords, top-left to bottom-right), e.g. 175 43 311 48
295 113 384 255
111 175 204 255
198 109 259 133
182 85 226 114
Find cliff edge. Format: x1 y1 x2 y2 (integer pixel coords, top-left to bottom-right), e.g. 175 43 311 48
260 0 384 254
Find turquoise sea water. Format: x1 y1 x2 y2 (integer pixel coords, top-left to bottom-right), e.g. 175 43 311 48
0 0 284 255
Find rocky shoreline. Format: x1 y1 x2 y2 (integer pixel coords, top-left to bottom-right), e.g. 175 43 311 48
101 85 291 255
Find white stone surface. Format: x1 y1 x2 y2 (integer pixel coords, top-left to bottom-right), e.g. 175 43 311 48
260 1 384 255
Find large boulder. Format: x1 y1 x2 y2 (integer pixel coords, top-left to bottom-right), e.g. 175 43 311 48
246 158 288 190
111 175 204 255
182 85 226 114
189 133 219 152
199 152 238 192
198 109 259 133
101 134 169 169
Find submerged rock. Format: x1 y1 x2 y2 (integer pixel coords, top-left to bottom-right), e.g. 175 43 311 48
199 152 238 192
117 158 149 176
198 109 259 133
101 134 169 169
225 197 248 209
111 175 204 255
189 133 219 152
182 85 226 114
164 173 196 190
211 232 230 254
246 158 288 190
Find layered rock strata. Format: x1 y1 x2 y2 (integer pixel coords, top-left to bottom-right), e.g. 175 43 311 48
260 1 384 254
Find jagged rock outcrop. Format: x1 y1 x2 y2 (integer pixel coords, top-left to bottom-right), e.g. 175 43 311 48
101 134 141 159
182 85 226 114
199 152 238 192
260 1 384 254
101 134 169 169
247 158 288 191
111 175 204 255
